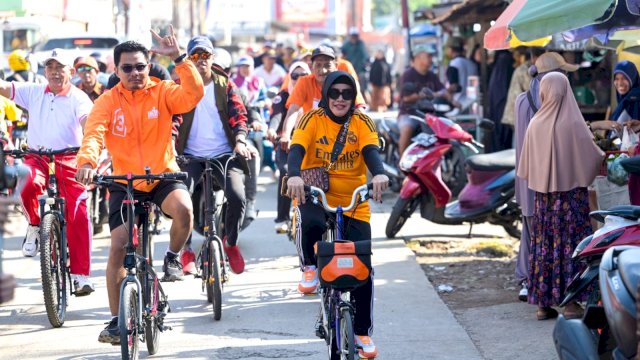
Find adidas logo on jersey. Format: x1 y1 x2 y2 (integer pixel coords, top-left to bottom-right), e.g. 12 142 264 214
316 136 329 145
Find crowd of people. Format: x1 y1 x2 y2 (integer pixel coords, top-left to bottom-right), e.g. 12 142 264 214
0 25 389 359
3 21 640 357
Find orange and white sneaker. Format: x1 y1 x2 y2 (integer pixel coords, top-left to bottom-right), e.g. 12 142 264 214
355 335 378 359
298 265 318 294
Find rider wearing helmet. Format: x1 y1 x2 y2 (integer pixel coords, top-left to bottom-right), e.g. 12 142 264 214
7 50 45 84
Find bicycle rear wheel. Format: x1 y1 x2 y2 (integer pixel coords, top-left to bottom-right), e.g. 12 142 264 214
119 283 140 360
40 214 67 328
209 238 223 321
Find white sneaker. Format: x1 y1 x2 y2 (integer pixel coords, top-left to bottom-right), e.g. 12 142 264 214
298 266 319 294
519 281 528 302
72 274 95 296
22 225 39 257
355 335 378 358
274 222 289 234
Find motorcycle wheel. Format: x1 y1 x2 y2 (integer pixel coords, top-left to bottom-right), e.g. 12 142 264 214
503 223 521 239
441 145 466 197
390 178 402 193
385 197 420 238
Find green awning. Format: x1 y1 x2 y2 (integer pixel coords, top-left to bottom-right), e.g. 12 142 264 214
509 0 617 41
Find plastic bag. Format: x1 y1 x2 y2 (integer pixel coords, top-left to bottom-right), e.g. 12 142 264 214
607 153 630 186
621 126 639 152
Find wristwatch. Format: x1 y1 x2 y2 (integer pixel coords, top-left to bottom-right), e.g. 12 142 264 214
174 53 187 64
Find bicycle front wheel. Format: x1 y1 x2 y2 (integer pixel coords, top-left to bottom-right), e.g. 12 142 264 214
209 238 223 321
337 308 355 360
40 213 67 328
119 283 140 360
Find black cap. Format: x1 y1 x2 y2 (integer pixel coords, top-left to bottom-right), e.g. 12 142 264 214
311 45 336 61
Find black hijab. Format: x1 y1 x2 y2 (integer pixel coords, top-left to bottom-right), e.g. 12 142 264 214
318 71 357 124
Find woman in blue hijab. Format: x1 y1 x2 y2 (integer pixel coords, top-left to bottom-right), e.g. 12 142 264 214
614 61 640 205
612 60 640 122
589 61 640 132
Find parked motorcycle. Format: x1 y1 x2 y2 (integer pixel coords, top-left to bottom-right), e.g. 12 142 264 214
374 100 473 196
553 242 640 360
385 112 520 239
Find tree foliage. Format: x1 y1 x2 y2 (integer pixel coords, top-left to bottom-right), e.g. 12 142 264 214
372 0 440 16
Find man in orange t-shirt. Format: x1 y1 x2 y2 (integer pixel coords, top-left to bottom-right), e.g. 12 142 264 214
280 46 365 150
75 28 205 344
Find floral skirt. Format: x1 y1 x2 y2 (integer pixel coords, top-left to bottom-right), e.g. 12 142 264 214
528 187 592 307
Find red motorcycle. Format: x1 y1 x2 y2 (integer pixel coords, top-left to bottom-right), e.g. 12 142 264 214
385 113 520 238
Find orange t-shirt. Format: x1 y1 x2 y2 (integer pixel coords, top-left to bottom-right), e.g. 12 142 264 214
337 59 359 84
286 74 365 113
291 108 379 222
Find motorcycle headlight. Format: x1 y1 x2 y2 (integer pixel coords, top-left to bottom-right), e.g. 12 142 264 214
572 235 593 259
399 144 431 171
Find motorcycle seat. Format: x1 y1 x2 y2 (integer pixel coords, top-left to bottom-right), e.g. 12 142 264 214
466 149 515 172
591 205 640 222
617 248 640 300
384 119 400 138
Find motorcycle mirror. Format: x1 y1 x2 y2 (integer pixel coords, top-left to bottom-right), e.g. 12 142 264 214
420 87 435 100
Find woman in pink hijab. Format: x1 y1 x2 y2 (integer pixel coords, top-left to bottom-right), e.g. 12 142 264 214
517 72 604 320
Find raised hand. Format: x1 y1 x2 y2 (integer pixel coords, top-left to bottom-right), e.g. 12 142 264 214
150 24 180 59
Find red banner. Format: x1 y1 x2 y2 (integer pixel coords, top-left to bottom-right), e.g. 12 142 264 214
275 0 328 28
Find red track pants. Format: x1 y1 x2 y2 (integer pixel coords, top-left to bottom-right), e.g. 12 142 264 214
20 154 91 275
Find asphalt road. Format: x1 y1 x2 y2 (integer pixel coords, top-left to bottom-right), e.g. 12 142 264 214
0 174 482 360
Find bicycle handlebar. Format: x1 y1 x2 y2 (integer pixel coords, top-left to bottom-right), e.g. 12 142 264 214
305 183 376 213
7 146 80 157
93 171 187 185
176 153 235 164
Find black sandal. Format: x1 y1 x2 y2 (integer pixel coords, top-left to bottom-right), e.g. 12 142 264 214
536 307 559 320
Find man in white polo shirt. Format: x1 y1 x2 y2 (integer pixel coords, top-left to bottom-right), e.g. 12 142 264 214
0 48 95 295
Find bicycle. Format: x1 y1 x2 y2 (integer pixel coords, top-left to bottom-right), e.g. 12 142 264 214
93 168 185 359
302 183 376 360
178 153 232 321
8 146 82 328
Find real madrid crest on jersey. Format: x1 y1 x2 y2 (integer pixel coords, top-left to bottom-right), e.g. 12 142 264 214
273 95 282 105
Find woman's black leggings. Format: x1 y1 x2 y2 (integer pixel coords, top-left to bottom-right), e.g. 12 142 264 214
296 201 374 336
275 147 291 221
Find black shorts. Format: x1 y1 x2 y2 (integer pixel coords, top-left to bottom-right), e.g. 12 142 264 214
108 180 188 230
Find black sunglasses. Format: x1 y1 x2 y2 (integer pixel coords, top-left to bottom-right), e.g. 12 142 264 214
120 63 148 74
290 72 309 80
327 88 355 101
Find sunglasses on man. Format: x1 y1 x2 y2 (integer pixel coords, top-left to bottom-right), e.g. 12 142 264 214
76 66 95 73
327 88 355 101
120 63 148 73
290 72 309 80
189 52 212 62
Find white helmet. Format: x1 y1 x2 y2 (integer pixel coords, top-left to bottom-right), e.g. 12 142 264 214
213 48 232 69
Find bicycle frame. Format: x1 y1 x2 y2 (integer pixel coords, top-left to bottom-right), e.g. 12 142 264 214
309 183 373 358
8 146 80 327
94 169 185 353
178 154 232 320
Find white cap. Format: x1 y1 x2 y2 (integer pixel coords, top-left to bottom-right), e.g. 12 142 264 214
349 27 359 35
236 55 254 67
43 48 72 67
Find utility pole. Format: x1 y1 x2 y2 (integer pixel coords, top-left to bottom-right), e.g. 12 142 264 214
401 0 411 65
172 0 180 31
